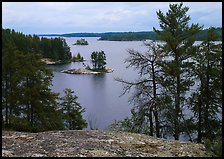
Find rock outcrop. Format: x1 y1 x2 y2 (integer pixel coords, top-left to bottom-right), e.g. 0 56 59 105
61 68 113 74
2 130 213 157
41 58 62 65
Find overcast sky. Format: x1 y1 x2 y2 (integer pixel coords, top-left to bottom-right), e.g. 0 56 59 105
2 2 222 35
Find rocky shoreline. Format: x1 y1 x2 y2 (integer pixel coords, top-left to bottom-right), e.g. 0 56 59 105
61 68 114 74
41 58 62 65
2 130 214 157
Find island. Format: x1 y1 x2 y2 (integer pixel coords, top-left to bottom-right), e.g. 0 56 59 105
72 53 85 62
73 38 88 45
61 68 113 75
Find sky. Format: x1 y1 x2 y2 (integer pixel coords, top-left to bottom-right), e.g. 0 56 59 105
2 2 222 35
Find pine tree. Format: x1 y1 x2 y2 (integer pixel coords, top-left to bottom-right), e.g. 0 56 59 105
2 29 65 132
189 27 222 143
60 88 87 130
90 51 107 69
153 2 202 140
115 41 163 137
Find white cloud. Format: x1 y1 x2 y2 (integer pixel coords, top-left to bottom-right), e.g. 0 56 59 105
2 2 222 34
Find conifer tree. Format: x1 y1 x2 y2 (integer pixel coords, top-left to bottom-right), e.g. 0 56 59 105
115 41 163 137
60 88 87 130
153 2 202 140
189 27 222 143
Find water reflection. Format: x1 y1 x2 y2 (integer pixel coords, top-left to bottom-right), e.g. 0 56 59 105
91 73 106 88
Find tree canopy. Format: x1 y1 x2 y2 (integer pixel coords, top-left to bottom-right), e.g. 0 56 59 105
2 28 87 132
91 51 107 69
113 3 222 150
2 28 72 62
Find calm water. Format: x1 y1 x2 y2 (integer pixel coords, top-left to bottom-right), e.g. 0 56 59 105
47 37 221 141
48 37 149 130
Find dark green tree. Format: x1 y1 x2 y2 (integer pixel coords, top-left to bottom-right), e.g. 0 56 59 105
153 2 202 140
97 51 107 69
91 51 98 69
189 27 222 143
2 29 64 132
60 88 87 130
91 51 107 69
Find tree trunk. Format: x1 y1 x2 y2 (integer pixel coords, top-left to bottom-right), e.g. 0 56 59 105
149 107 153 136
154 110 160 137
174 58 180 140
5 74 9 126
204 62 210 140
204 42 210 140
197 92 202 143
151 62 160 137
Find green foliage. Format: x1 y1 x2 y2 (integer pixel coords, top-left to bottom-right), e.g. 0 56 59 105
2 28 72 62
99 29 221 41
153 2 203 140
188 27 222 143
91 51 107 69
115 3 222 143
108 117 133 132
2 29 87 133
72 52 84 62
59 88 87 130
99 31 159 41
108 108 155 135
2 41 64 132
74 38 88 45
43 29 222 41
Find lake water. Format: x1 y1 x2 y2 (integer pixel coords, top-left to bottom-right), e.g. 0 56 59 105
48 37 150 130
46 37 221 141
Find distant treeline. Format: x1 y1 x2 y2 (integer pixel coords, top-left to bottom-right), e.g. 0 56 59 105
39 27 222 41
3 28 72 62
39 32 123 38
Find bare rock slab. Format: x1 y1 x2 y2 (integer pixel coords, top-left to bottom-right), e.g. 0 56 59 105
2 130 214 157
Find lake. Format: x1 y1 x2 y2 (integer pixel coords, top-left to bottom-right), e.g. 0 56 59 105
48 37 149 130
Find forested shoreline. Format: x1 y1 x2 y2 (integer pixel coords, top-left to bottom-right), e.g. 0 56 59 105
2 28 87 132
39 27 222 41
2 29 72 62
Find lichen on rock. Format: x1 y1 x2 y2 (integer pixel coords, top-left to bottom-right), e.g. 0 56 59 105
2 130 214 157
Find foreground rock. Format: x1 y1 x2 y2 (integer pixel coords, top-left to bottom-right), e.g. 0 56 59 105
61 68 113 74
2 130 213 157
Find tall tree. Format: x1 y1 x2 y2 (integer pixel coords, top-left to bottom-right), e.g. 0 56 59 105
91 51 98 69
153 2 202 140
2 29 65 132
189 27 222 143
116 41 163 137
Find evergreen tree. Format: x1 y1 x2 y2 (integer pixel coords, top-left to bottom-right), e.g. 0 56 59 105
97 51 107 69
90 51 107 69
2 28 72 62
153 2 202 140
189 27 222 143
2 29 64 132
60 88 87 130
91 51 98 69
